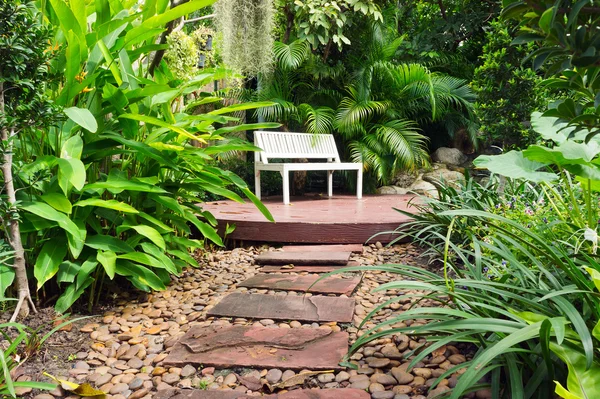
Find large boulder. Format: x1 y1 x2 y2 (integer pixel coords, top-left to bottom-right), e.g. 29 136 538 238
408 179 438 199
376 186 409 195
432 147 467 166
422 169 466 190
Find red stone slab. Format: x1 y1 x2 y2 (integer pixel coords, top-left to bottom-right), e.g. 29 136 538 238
261 261 359 273
282 244 364 254
154 389 370 399
207 293 355 323
163 325 349 371
255 251 351 266
239 274 361 295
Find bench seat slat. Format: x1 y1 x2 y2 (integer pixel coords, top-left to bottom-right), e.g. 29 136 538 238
254 131 362 204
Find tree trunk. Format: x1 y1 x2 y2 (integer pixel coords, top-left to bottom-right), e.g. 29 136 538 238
0 82 36 321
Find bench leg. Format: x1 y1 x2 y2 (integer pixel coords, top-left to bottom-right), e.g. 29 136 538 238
255 170 261 200
281 170 290 205
357 167 363 199
327 170 333 197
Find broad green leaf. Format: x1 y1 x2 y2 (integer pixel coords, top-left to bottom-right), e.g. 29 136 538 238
85 235 135 253
119 113 203 142
585 267 600 291
64 107 98 133
119 225 165 250
125 0 217 44
137 212 173 233
473 151 558 183
61 135 84 160
41 193 72 214
57 261 81 284
531 112 577 144
209 101 276 116
55 277 94 313
20 202 83 242
167 249 199 268
116 260 165 291
0 264 15 299
539 7 554 33
97 250 117 279
67 218 87 259
83 180 166 193
551 343 600 399
139 242 178 274
117 252 164 270
57 158 86 193
35 240 68 290
74 198 139 213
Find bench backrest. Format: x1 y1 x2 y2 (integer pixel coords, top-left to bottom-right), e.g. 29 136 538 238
254 131 341 164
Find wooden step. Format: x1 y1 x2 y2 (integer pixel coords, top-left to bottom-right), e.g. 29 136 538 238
261 265 346 273
282 244 363 254
163 324 349 371
207 293 355 323
255 251 351 266
154 388 370 399
239 273 361 296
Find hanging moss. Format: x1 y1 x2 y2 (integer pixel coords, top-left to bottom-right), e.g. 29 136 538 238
213 0 275 77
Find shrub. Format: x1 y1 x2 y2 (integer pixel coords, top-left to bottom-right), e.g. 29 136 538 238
472 20 544 149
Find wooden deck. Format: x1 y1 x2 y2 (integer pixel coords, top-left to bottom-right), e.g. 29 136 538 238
201 194 417 244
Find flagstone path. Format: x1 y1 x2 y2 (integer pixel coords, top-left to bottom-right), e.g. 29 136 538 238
164 245 362 395
30 243 488 399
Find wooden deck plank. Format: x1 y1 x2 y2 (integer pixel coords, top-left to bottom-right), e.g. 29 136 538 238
239 273 361 295
207 293 355 323
282 244 364 253
260 265 347 273
255 251 351 266
200 194 417 244
163 325 349 371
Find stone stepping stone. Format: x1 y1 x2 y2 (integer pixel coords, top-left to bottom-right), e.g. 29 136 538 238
163 325 350 371
239 273 361 296
282 244 363 254
207 293 355 323
260 261 359 274
154 388 370 399
255 251 351 266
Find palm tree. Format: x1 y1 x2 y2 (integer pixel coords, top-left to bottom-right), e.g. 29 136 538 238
256 27 477 186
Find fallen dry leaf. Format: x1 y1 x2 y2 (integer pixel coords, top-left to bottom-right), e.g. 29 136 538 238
44 372 106 397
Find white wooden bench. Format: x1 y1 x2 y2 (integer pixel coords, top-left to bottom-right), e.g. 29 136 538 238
254 131 363 205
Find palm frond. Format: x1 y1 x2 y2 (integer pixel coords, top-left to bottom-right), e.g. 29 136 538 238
298 104 335 134
273 40 310 70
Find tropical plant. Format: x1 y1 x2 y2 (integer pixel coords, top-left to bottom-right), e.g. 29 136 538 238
258 28 477 185
504 0 600 139
472 19 545 148
331 173 600 399
0 0 59 321
291 0 382 58
1 0 278 317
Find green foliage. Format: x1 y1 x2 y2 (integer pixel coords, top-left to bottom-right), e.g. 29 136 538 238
257 27 476 185
0 0 277 314
0 311 86 397
395 0 500 79
165 31 200 80
213 0 275 77
504 0 600 140
292 0 382 50
472 20 545 148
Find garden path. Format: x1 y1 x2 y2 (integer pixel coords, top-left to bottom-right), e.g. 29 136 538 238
161 245 368 397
